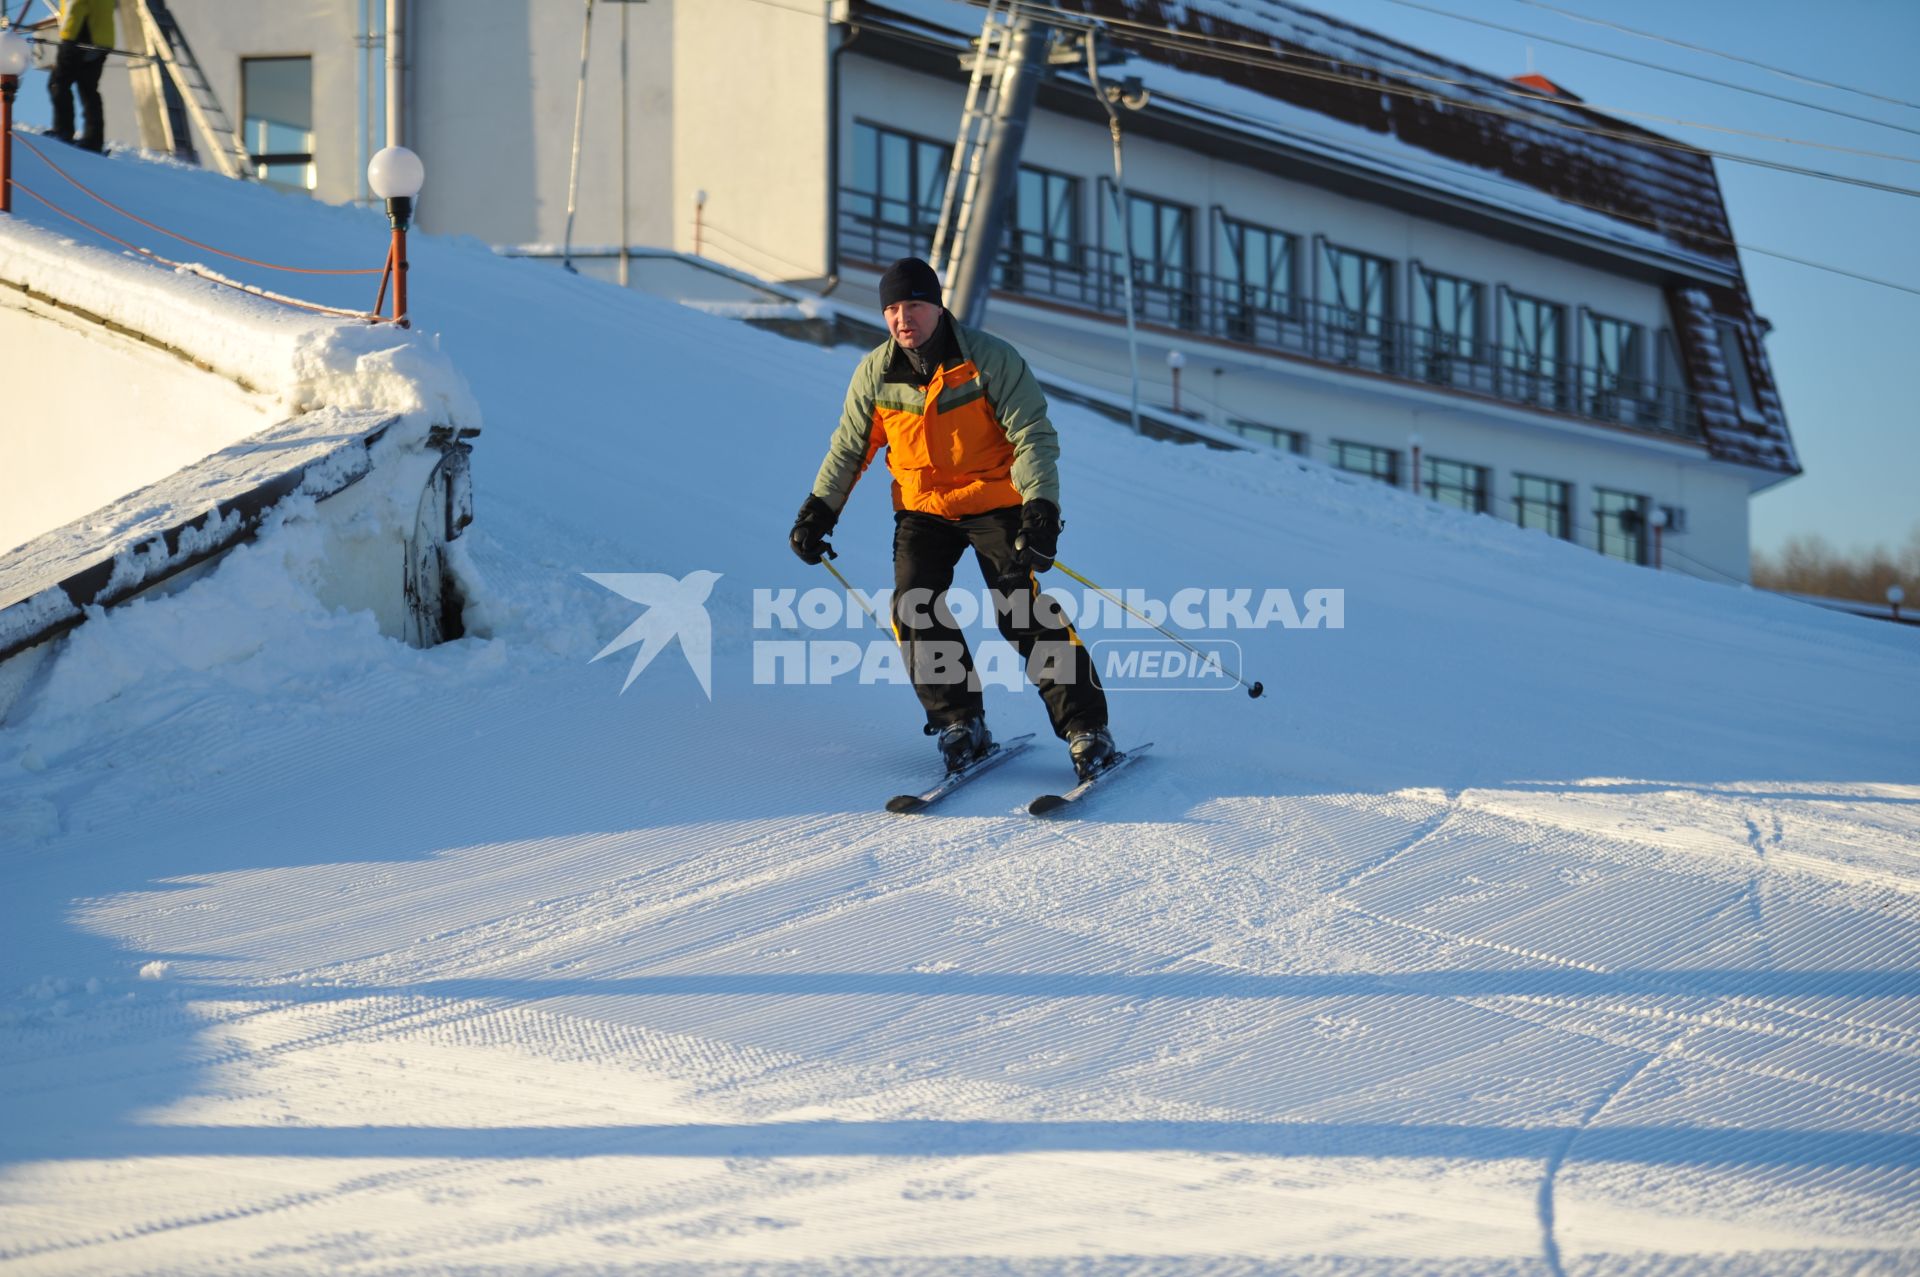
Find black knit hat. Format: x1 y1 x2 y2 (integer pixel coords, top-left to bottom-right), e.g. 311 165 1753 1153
879 257 943 310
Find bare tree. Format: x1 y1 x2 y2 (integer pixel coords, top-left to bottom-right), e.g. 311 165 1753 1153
1753 522 1920 605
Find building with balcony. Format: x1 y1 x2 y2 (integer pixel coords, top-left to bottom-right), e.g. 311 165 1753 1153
84 0 1798 584
825 2 1798 586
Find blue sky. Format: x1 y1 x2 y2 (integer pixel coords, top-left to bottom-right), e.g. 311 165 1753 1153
13 0 1915 556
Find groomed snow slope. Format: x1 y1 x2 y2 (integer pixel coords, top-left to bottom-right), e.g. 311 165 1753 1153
2 141 1917 1276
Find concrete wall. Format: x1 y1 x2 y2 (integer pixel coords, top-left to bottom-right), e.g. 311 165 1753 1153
670 0 833 280
96 0 676 250
0 298 277 556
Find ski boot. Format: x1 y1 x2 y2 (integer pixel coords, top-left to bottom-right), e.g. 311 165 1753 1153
1067 725 1115 781
937 715 993 773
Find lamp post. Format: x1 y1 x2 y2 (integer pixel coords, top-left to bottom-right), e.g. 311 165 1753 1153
1408 432 1423 495
1648 506 1668 570
368 146 424 326
1890 584 1906 623
1166 349 1185 414
0 31 30 216
693 189 707 257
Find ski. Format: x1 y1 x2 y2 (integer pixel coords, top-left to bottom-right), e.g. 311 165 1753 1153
1027 742 1154 817
886 733 1036 814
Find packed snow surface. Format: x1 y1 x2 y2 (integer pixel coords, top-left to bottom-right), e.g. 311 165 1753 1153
2 143 1918 1275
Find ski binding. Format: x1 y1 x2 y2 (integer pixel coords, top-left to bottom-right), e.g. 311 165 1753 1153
1028 742 1153 817
886 733 1036 813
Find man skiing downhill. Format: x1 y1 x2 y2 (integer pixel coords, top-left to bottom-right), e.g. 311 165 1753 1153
790 257 1113 780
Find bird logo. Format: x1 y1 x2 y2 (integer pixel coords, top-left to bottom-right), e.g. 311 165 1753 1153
584 570 722 697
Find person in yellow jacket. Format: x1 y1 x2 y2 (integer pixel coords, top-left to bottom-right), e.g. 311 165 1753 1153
791 257 1113 779
44 0 115 151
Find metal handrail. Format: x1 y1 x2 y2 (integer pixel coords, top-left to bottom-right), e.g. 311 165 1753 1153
835 192 1703 440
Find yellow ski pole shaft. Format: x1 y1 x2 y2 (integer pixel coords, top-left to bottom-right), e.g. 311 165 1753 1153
1052 559 1266 699
818 550 888 631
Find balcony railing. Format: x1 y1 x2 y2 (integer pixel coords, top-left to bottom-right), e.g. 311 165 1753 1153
837 197 1703 440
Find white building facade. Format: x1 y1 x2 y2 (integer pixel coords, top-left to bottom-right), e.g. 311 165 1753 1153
85 0 1799 584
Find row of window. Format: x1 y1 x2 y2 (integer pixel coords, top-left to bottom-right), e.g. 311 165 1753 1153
846 122 1764 421
1224 421 1673 565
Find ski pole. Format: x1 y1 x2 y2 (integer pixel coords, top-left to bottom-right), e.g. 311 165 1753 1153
818 548 888 630
1051 559 1266 699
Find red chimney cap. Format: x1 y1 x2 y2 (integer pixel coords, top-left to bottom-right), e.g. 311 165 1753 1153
1511 71 1580 100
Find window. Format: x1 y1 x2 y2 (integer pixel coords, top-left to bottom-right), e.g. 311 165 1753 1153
847 122 950 261
1715 318 1760 416
1424 457 1489 513
242 57 314 191
1513 474 1571 539
1318 242 1392 368
1219 216 1296 341
1001 165 1081 297
1227 419 1306 455
1333 441 1399 485
1412 268 1479 383
1582 312 1644 422
1594 487 1649 564
1103 189 1193 325
1653 328 1689 431
1010 166 1078 265
1500 291 1564 408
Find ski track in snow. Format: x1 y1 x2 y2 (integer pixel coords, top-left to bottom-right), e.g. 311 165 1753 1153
3 143 1919 1275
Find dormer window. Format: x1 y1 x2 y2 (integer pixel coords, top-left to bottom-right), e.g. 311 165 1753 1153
1716 318 1762 418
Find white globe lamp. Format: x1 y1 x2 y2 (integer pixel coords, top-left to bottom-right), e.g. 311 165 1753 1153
368 146 425 202
367 146 425 325
0 31 30 78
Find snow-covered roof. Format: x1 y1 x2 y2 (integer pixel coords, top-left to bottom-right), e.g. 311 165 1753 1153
851 0 1799 477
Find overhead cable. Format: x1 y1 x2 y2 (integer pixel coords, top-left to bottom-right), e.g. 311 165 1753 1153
1506 0 1920 114
1164 90 1920 297
992 2 1920 199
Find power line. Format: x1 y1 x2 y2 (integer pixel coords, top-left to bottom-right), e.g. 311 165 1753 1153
730 0 831 16
1018 0 1920 153
1155 89 1920 297
998 2 1920 198
1376 0 1920 133
696 218 825 279
1506 0 1920 115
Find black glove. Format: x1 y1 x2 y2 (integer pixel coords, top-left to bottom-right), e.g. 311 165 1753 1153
789 495 838 565
1014 498 1061 572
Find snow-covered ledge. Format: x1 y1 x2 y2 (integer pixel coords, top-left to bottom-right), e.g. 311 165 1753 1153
0 199 484 724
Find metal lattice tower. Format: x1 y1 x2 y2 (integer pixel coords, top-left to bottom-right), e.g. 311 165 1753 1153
929 0 1016 285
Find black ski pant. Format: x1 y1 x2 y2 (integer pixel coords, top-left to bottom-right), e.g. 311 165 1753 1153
49 40 108 152
891 505 1106 741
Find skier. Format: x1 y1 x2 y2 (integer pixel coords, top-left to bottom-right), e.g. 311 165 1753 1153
38 0 114 153
790 257 1113 779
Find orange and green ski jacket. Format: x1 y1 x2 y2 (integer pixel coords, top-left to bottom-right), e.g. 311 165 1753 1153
810 318 1061 520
